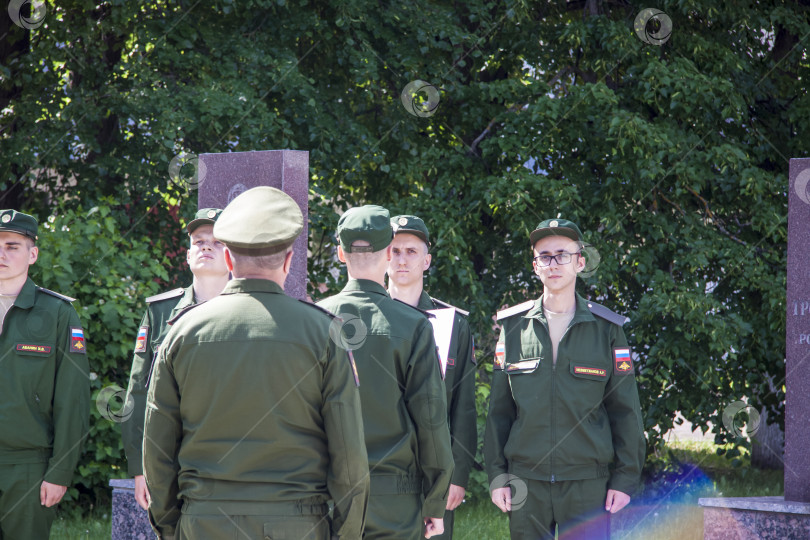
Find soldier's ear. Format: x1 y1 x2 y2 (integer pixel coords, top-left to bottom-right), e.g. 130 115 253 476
224 248 234 272
28 245 38 265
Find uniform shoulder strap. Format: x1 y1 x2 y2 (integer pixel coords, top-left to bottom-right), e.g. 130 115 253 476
167 303 202 325
297 299 338 319
587 300 628 326
146 287 186 304
36 287 76 303
496 300 535 321
430 296 469 317
394 298 434 317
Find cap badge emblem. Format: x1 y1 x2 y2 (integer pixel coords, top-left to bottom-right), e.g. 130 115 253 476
207 210 216 218
549 220 558 227
398 217 408 226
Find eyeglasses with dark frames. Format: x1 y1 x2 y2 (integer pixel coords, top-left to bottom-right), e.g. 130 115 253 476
533 252 580 267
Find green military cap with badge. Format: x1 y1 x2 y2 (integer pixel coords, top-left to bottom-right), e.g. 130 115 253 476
529 218 583 246
214 186 303 254
337 205 393 253
391 214 430 246
187 208 223 234
0 210 38 241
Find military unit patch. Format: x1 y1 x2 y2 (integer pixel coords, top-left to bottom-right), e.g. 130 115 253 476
134 326 148 353
614 347 632 374
494 342 505 370
574 366 607 378
70 327 86 354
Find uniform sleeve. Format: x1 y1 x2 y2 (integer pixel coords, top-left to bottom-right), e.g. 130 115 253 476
603 326 645 496
321 339 370 539
448 317 477 488
483 327 516 484
144 330 183 539
122 309 152 476
403 319 454 519
44 304 90 486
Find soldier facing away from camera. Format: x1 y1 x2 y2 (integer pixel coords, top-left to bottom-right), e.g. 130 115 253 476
317 205 454 540
122 208 229 511
484 219 645 540
0 210 90 539
144 187 369 540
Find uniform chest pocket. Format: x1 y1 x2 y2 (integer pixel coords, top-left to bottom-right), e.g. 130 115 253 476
570 363 608 381
15 343 54 357
506 358 541 374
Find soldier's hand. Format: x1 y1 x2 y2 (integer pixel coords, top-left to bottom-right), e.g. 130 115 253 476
40 481 67 507
446 484 465 510
134 475 151 510
491 486 512 513
423 517 444 538
605 489 631 513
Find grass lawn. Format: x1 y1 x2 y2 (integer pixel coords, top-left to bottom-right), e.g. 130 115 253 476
53 440 783 539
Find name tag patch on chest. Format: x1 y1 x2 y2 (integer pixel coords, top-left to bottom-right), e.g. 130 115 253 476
70 327 87 354
134 326 149 353
614 347 632 374
574 366 606 378
17 344 51 354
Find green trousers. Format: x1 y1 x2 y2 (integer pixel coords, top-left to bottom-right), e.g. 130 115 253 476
0 463 56 540
177 500 331 540
508 477 610 540
364 493 422 540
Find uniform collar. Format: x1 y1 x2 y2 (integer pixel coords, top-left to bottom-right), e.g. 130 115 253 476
525 293 596 324
221 278 285 295
417 291 435 311
170 285 198 319
13 277 37 309
342 278 388 297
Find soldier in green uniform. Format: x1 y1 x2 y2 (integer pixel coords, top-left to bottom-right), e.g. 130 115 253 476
484 219 645 540
317 205 454 540
386 215 477 540
0 210 90 539
122 208 229 511
144 187 369 540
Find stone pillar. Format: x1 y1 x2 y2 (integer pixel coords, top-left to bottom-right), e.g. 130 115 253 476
109 479 154 539
197 150 310 300
699 158 810 538
785 157 810 502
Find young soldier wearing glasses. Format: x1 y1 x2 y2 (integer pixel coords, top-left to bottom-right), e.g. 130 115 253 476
484 219 645 540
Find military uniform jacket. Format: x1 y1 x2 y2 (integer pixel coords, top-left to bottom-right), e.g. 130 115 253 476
144 279 369 539
317 279 454 519
0 277 90 486
417 292 477 490
123 285 194 476
484 294 645 496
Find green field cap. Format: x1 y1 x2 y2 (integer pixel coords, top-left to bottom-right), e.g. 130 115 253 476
337 205 393 253
391 215 430 246
0 210 38 240
214 187 303 251
187 208 223 234
530 218 583 246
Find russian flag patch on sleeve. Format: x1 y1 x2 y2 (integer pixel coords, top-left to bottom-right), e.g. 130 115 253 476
134 326 148 353
614 347 632 374
70 327 86 354
494 342 505 371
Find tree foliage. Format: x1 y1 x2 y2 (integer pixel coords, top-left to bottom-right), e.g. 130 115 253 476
2 0 808 506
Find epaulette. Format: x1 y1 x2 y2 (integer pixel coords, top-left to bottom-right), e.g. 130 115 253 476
167 303 202 325
394 298 435 317
37 287 76 303
587 301 629 326
146 288 185 304
496 300 535 321
298 299 338 319
430 297 469 317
